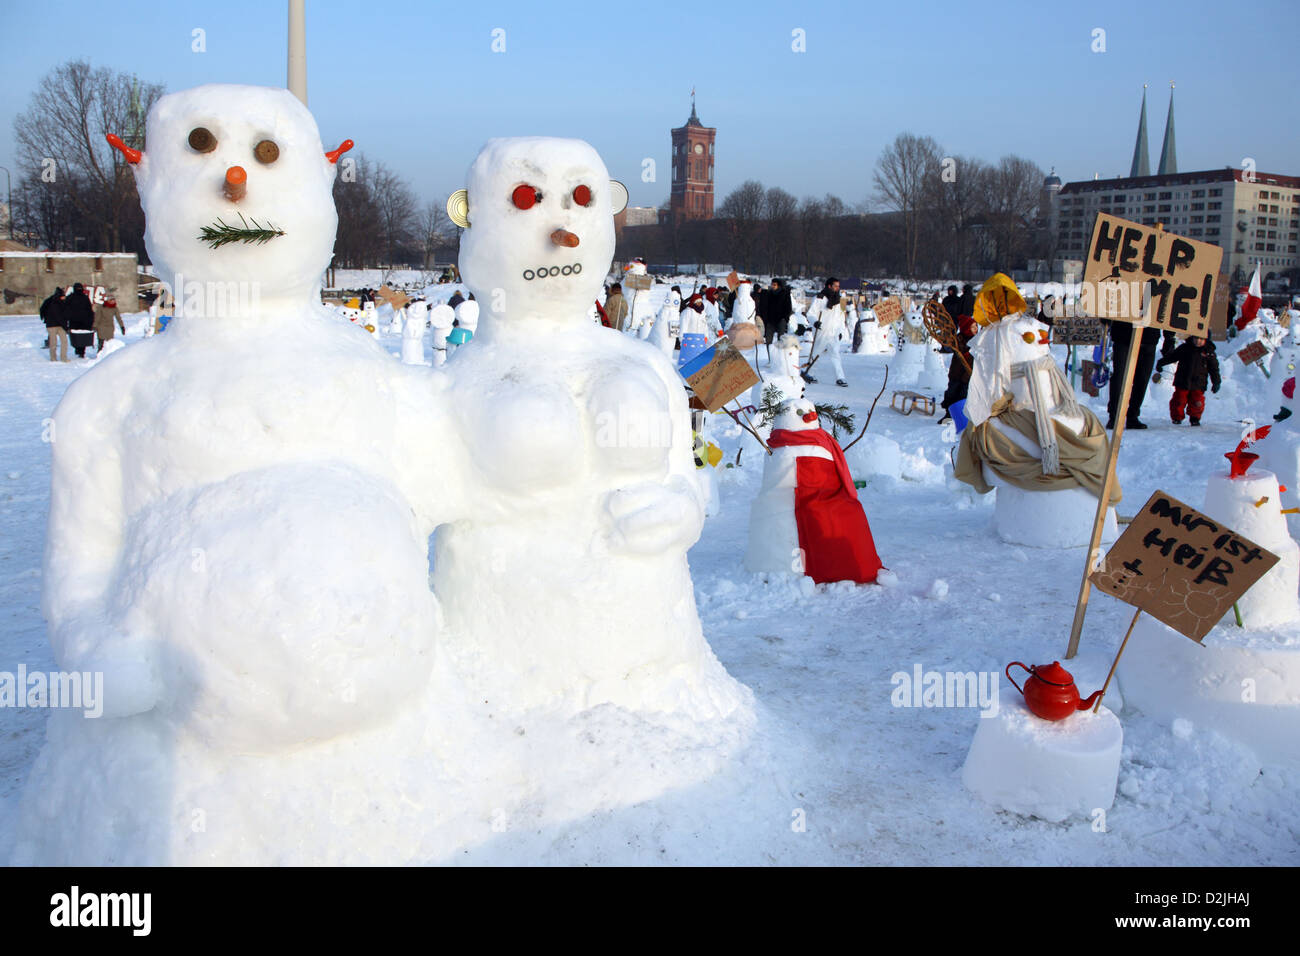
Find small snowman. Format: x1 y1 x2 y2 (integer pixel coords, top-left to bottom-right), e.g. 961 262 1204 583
401 300 427 365
745 398 882 584
428 301 455 366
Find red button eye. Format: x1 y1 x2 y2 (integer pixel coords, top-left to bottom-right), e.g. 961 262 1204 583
572 184 592 206
512 184 539 209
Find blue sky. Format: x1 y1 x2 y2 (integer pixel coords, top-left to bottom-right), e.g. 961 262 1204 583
2 0 1297 211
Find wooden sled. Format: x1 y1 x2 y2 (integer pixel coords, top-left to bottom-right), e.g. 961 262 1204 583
890 390 935 416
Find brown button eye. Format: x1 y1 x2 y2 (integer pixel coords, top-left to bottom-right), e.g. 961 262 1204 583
254 139 280 164
188 127 217 153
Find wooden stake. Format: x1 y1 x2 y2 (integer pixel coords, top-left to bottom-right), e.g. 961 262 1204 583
1066 316 1146 659
1093 606 1142 713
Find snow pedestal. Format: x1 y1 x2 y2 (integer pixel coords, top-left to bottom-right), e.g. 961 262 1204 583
1118 616 1300 767
846 433 903 481
891 342 928 386
1118 469 1300 768
918 348 948 392
962 695 1122 822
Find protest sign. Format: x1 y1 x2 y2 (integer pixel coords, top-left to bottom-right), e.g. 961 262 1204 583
1090 490 1279 642
679 340 761 413
1081 213 1223 336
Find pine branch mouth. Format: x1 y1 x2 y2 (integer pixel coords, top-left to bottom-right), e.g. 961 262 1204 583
197 213 286 248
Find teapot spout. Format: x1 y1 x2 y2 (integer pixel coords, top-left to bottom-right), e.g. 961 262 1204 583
1078 690 1104 711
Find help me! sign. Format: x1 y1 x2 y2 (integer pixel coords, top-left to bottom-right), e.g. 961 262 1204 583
1081 213 1224 337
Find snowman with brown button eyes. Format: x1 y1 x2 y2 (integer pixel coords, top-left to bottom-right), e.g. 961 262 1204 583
20 85 461 864
439 137 750 721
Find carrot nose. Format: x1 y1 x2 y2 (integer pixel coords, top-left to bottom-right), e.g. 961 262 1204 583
224 166 247 202
550 229 579 248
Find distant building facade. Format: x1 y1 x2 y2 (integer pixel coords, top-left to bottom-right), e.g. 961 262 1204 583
668 96 715 223
0 249 138 316
1051 87 1299 283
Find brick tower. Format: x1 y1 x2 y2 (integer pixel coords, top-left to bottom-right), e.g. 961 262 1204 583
669 93 716 223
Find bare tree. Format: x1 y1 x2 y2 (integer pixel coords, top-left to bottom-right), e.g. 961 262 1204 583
873 133 942 276
718 179 765 271
980 155 1044 270
763 186 797 274
13 60 162 253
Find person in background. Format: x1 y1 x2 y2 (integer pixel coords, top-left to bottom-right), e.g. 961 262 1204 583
938 314 978 424
1105 321 1161 429
41 287 69 363
65 283 96 358
957 283 975 321
603 282 629 332
446 289 465 311
94 294 126 351
766 278 794 343
1155 335 1221 427
941 284 961 322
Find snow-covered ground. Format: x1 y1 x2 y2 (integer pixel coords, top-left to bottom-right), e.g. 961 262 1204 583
2 311 1296 865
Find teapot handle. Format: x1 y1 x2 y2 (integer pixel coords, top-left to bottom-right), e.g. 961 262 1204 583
1005 661 1031 696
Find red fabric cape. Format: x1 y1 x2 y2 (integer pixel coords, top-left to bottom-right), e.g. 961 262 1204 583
768 427 882 584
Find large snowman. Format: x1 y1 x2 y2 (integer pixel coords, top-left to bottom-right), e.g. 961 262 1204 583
440 137 749 720
17 85 454 864
954 275 1118 547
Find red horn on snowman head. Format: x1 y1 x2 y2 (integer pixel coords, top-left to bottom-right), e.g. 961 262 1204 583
325 139 354 164
106 133 141 165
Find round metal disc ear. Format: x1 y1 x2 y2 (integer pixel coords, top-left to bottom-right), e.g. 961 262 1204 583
609 180 629 215
447 189 470 228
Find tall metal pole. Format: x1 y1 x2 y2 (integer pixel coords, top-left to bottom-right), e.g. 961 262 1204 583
0 165 12 239
287 0 308 106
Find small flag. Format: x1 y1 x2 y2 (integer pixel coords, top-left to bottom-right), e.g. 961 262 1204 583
1236 264 1262 330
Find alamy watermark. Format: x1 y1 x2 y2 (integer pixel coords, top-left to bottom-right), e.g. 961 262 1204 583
0 664 103 718
890 663 1000 717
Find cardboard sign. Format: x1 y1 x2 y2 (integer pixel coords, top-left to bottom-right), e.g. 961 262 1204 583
1081 213 1223 335
1080 359 1100 397
873 296 904 326
725 270 740 291
1237 341 1269 367
373 285 411 310
1090 490 1279 642
1208 270 1231 341
679 340 761 412
623 274 653 292
1052 317 1104 346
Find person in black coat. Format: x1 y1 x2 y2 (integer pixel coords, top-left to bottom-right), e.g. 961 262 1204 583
941 285 961 322
1155 335 1221 426
765 279 794 344
956 283 975 320
64 283 96 358
40 288 70 362
1106 320 1162 429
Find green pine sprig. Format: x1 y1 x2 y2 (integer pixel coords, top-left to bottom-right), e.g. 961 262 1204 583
197 213 286 248
814 402 856 440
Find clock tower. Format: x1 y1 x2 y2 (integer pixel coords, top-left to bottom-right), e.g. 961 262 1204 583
669 93 716 223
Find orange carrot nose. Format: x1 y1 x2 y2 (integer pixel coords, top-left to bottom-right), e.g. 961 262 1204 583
106 133 141 165
224 166 247 202
551 229 580 248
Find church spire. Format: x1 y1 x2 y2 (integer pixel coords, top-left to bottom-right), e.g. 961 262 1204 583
1129 85 1150 178
1157 82 1177 176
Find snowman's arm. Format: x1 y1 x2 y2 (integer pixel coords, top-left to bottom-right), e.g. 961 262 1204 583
41 382 127 665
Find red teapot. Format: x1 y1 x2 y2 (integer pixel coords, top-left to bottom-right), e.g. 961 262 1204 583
1005 661 1102 721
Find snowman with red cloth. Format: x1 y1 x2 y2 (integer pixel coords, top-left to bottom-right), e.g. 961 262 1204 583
745 398 883 584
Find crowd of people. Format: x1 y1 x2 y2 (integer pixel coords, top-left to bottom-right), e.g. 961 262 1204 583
39 283 124 362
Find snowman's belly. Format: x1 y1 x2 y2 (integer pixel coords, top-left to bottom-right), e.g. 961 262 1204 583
460 360 674 495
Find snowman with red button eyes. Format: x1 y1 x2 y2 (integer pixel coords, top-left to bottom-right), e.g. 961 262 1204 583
439 137 750 721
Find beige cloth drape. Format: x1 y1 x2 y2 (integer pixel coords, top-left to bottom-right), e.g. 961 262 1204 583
955 393 1121 505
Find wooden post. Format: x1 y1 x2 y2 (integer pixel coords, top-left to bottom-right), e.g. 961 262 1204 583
1065 315 1147 660
1093 607 1142 713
